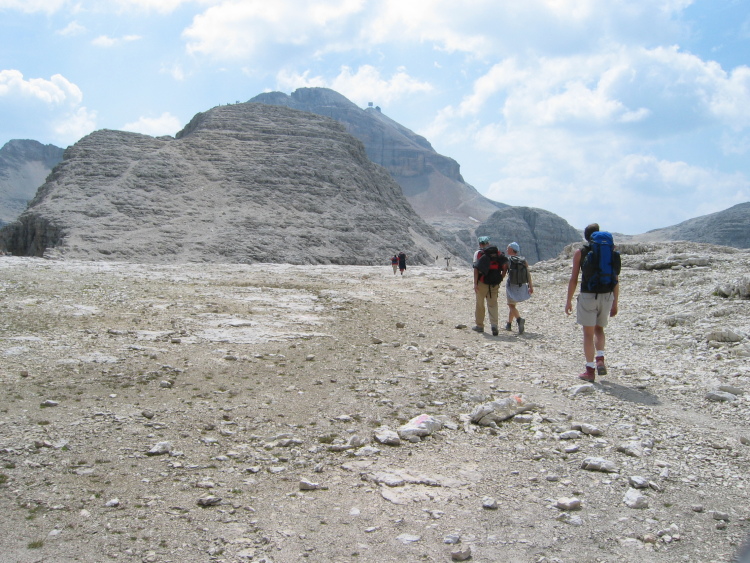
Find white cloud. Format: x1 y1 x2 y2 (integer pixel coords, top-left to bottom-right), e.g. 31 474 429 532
122 112 182 136
0 70 83 105
161 63 187 81
0 0 67 13
183 0 367 59
57 21 86 37
92 34 142 48
111 0 200 13
53 107 98 144
277 65 433 106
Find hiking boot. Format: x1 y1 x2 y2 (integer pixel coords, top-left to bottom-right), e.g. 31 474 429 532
596 356 607 376
505 322 512 331
472 325 484 333
578 366 596 382
517 317 525 334
491 325 499 336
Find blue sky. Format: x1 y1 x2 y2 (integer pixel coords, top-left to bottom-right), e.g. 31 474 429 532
1 0 749 235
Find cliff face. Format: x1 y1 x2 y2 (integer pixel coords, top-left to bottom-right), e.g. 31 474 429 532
475 206 583 264
0 140 64 225
249 88 505 228
0 103 453 264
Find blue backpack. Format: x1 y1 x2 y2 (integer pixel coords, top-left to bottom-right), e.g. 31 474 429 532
581 231 620 294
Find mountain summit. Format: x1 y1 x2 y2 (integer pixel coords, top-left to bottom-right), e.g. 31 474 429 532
250 88 505 230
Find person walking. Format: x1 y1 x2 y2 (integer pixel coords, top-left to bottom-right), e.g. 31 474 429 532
390 254 399 274
564 223 621 382
473 236 507 336
397 251 407 275
505 242 533 334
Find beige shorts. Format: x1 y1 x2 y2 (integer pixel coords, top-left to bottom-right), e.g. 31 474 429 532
576 292 615 327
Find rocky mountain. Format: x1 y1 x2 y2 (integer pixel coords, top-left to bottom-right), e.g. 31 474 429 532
0 139 64 226
633 202 750 248
0 103 454 264
475 206 583 263
249 88 506 231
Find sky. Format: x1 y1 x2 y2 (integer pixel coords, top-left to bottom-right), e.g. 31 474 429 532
1 0 749 235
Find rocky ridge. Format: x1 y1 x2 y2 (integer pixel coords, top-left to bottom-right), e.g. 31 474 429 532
633 202 750 249
249 88 505 232
0 140 64 226
0 103 453 264
0 240 749 562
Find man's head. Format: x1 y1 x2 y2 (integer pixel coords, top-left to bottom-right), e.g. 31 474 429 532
478 236 490 247
584 223 600 242
507 242 520 255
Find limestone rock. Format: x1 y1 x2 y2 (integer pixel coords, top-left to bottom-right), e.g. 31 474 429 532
0 103 453 265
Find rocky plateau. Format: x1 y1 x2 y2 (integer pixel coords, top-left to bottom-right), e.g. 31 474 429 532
1 239 749 562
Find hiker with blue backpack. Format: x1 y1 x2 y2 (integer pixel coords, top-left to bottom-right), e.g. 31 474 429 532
565 223 621 382
505 242 533 334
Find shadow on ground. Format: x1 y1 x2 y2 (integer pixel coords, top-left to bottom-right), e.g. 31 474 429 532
598 379 661 406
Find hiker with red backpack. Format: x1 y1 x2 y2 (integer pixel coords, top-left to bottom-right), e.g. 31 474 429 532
390 254 399 274
505 242 533 334
565 223 621 382
473 236 508 336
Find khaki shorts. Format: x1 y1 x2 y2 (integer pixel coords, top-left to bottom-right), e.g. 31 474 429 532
576 292 615 327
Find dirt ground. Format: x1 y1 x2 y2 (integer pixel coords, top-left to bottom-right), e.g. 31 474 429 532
1 243 749 562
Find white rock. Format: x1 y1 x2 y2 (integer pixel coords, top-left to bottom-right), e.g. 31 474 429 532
623 488 649 509
556 497 582 510
581 457 618 473
397 414 442 439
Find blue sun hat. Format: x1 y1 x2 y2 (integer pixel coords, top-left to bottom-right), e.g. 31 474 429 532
508 242 520 253
477 236 490 244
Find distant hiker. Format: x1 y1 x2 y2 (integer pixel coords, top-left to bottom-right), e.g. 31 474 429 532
565 223 621 382
505 242 533 334
398 251 407 275
391 254 399 274
473 236 508 335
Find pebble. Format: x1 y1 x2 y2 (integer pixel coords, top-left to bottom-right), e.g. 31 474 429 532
196 495 222 507
705 391 737 402
712 511 730 521
396 534 421 544
557 513 584 526
581 457 618 473
623 488 649 509
299 479 321 491
451 546 472 561
146 441 172 456
482 496 498 510
556 497 582 510
617 441 645 458
580 423 603 436
629 476 649 489
40 399 59 407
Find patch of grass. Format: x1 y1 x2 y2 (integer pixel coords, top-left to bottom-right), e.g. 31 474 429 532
27 540 44 549
0 473 8 485
37 420 51 426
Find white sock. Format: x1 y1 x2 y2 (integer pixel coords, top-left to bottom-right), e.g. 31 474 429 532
596 350 605 359
586 362 596 369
